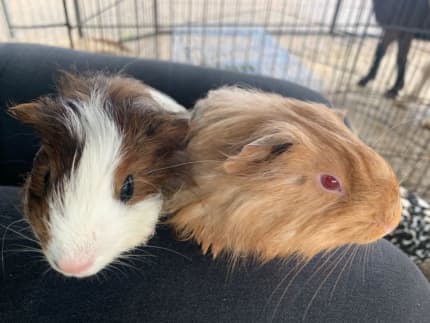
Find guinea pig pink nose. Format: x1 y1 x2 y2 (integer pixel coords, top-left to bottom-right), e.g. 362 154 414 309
57 257 94 275
383 224 397 235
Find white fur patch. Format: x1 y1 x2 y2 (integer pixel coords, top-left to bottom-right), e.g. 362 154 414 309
46 89 162 278
148 87 186 113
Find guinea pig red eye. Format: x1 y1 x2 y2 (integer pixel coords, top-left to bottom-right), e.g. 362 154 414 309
319 174 342 193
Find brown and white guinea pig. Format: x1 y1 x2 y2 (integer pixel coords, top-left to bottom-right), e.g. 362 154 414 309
8 72 189 278
165 87 402 262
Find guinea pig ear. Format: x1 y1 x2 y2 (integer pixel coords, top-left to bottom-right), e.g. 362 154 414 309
8 101 69 144
150 115 190 150
165 116 189 141
8 102 44 125
223 134 293 174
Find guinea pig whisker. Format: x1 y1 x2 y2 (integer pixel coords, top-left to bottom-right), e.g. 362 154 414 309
1 218 36 275
100 265 117 283
301 245 353 322
104 269 115 282
116 57 142 75
13 221 30 228
116 260 146 278
132 247 157 259
118 254 151 264
10 218 26 223
112 258 148 279
7 224 33 236
132 178 161 193
130 256 156 267
269 247 346 321
118 252 157 269
142 159 222 176
2 248 42 254
110 267 126 282
30 256 48 265
302 247 344 287
1 199 23 217
365 243 375 280
125 251 157 259
357 245 366 284
113 259 134 271
360 244 369 284
366 244 375 278
143 244 192 261
349 246 363 284
269 257 314 322
41 266 53 278
103 268 115 282
0 207 25 221
108 261 128 279
0 223 39 244
348 245 363 276
329 245 359 303
264 256 300 309
95 269 107 283
9 243 42 252
0 221 31 238
121 255 157 265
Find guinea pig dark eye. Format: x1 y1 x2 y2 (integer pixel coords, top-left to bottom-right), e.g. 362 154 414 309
120 175 134 203
44 170 51 188
319 174 342 193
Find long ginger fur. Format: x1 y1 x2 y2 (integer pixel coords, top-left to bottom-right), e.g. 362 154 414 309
166 87 401 263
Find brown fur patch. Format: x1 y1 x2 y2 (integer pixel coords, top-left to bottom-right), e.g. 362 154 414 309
20 151 51 246
166 87 401 262
101 75 190 203
112 111 189 204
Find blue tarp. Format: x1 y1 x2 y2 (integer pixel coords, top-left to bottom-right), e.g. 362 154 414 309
172 26 322 92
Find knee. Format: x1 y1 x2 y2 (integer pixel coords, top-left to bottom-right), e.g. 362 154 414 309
353 240 430 320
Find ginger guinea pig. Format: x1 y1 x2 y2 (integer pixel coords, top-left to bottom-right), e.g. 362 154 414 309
166 87 401 262
9 72 189 278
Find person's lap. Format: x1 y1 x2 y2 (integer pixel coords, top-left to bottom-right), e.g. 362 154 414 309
0 44 429 322
1 186 429 323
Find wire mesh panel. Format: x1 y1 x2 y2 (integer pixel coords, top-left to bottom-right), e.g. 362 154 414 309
0 0 429 198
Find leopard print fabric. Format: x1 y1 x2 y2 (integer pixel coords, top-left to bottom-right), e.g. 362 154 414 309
385 187 430 263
